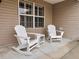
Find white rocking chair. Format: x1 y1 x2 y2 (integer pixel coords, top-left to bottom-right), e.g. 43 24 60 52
47 25 64 42
12 25 40 55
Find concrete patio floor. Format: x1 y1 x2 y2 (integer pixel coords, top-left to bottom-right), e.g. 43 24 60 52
0 38 79 59
61 40 79 59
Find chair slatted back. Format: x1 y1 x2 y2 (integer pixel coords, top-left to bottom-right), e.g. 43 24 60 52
15 25 28 45
48 25 56 36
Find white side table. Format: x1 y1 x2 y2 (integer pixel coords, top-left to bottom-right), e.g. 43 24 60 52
37 34 45 44
27 32 45 44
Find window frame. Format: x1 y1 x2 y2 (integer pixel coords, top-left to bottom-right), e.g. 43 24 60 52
18 0 45 29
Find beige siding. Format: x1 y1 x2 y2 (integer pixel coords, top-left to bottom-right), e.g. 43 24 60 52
0 0 18 45
44 2 53 35
0 0 53 45
44 2 53 28
33 0 44 5
53 0 79 40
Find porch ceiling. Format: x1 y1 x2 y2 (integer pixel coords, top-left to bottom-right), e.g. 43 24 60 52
44 0 65 4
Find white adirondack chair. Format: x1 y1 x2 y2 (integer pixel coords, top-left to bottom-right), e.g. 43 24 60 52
12 25 40 55
47 25 64 42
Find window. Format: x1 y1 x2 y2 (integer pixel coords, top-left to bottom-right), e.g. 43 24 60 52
26 16 33 28
35 5 44 28
35 17 44 27
35 5 44 16
20 16 33 28
20 15 24 26
19 1 44 28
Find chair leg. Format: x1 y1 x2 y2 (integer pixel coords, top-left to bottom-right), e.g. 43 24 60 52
50 38 52 43
60 38 62 41
27 46 32 55
43 36 45 43
37 38 40 47
37 43 40 47
36 37 40 47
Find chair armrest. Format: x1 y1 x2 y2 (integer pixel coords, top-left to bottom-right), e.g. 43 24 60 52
27 32 45 36
27 32 37 35
56 30 63 32
27 32 42 37
56 30 64 36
